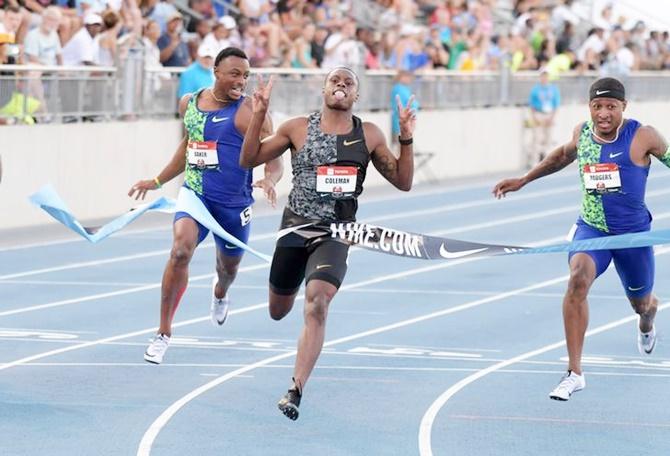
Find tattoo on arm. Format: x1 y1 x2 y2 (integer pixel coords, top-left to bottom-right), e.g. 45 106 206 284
372 152 398 183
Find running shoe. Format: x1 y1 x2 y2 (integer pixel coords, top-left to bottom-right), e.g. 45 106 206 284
144 333 170 364
637 320 657 355
210 276 230 326
278 386 302 421
549 370 585 401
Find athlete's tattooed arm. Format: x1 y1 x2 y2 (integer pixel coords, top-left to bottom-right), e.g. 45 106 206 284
367 122 413 191
493 123 581 199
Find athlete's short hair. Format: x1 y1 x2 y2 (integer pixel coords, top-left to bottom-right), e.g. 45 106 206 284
215 47 248 67
324 67 360 86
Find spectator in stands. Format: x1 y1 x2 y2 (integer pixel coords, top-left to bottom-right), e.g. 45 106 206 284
0 32 41 124
556 21 576 54
189 0 214 20
576 27 605 70
390 69 418 149
592 2 614 33
0 4 22 43
176 43 214 98
149 0 179 32
143 19 161 67
24 6 62 65
202 15 238 54
527 67 559 166
158 11 191 67
187 18 211 61
62 12 102 65
291 19 316 68
239 0 284 63
321 18 360 69
96 10 122 66
310 24 328 67
551 0 578 33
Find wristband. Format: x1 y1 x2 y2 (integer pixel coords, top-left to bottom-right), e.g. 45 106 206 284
398 136 413 146
154 177 162 188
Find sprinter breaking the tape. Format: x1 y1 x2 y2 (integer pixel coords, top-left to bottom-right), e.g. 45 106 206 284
240 67 416 420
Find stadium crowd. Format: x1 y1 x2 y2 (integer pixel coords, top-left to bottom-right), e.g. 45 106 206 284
0 0 669 75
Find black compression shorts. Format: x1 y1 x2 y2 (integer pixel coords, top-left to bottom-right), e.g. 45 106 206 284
269 238 350 295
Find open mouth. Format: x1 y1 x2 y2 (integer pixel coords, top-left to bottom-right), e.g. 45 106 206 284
230 87 243 97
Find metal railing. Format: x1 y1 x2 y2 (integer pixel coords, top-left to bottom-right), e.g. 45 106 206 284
0 64 117 124
3 62 670 124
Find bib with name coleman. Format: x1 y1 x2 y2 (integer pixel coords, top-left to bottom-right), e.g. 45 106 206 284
316 166 357 198
187 140 218 170
582 163 621 195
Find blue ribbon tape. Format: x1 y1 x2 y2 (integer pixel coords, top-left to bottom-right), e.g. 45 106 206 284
28 184 272 263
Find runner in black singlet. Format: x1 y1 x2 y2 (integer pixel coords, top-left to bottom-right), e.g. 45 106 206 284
240 67 417 420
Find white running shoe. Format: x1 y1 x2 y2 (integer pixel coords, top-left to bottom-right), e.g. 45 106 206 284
637 320 657 355
210 276 230 326
144 333 170 364
549 371 585 401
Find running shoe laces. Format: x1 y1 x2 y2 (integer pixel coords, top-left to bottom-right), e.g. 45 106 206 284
144 333 170 364
549 370 585 401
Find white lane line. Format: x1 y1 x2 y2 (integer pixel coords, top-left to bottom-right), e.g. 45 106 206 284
18 364 670 379
447 414 670 429
417 302 670 456
0 264 267 318
136 274 570 456
0 172 579 253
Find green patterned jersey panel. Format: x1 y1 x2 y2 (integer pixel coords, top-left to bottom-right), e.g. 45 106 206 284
183 93 207 195
577 121 608 232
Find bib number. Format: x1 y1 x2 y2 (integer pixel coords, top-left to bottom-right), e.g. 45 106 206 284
240 206 252 226
316 166 357 199
583 163 621 195
187 141 218 170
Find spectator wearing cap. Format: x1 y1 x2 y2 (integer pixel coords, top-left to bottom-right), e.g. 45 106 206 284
202 15 238 54
62 12 102 65
158 11 191 67
177 43 215 98
527 68 560 166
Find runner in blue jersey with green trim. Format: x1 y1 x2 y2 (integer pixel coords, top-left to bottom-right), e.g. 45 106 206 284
128 48 283 364
494 77 670 402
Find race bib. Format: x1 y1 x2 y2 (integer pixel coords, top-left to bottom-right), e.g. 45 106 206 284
187 141 218 170
583 163 621 195
316 166 357 199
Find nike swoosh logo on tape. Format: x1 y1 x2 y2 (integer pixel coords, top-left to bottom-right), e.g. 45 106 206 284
609 152 623 158
212 116 229 123
628 285 645 292
439 244 488 259
343 139 362 146
276 224 314 240
595 90 609 96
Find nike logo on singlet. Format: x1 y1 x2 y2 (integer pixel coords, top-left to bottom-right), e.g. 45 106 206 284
609 152 623 158
212 116 229 123
343 139 362 146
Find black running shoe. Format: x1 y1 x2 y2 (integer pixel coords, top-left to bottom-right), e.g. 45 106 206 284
278 387 301 421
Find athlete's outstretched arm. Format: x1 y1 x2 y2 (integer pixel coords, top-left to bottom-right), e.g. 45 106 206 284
240 75 292 168
639 125 670 166
128 95 191 200
368 95 416 191
493 122 582 199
